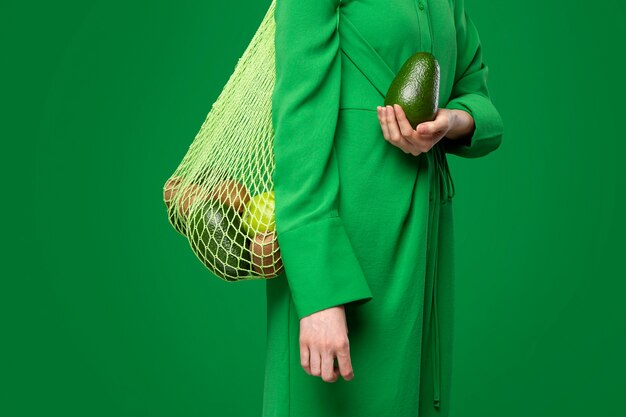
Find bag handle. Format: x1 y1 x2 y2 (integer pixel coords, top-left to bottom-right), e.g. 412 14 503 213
338 12 396 99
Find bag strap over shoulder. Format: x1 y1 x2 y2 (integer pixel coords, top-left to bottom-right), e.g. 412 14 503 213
338 12 396 99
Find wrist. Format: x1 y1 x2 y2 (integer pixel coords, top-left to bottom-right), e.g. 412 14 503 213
445 109 475 141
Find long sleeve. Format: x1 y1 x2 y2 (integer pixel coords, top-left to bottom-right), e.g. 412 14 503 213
441 0 504 158
271 0 373 320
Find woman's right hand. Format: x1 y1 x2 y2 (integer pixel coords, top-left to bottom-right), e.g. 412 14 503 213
377 104 472 156
299 304 354 383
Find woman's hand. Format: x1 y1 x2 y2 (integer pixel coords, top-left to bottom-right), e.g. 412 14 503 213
299 304 354 383
377 104 474 156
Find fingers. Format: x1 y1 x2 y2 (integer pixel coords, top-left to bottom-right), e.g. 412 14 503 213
393 104 417 137
382 105 416 152
298 306 355 383
416 121 442 143
384 105 403 140
336 343 354 381
300 342 311 375
377 104 453 154
377 106 390 140
322 351 339 383
377 105 421 156
301 344 352 383
309 348 321 378
414 108 449 145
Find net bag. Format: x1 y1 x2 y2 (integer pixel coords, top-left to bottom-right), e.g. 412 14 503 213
162 1 282 282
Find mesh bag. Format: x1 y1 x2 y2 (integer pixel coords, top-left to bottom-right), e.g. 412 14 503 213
163 0 282 282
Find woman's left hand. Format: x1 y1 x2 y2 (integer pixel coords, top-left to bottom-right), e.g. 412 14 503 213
377 104 465 156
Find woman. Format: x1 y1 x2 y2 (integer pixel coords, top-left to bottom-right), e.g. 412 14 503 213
264 0 503 416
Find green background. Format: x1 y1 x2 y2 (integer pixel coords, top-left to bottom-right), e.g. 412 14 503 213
2 0 625 416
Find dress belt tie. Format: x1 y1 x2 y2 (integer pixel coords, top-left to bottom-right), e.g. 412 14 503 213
425 144 455 409
338 11 456 408
432 143 456 203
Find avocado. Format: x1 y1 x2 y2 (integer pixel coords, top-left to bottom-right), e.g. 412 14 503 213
384 52 440 128
167 205 188 237
188 200 252 281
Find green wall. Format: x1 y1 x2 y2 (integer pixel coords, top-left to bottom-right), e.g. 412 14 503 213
2 0 624 416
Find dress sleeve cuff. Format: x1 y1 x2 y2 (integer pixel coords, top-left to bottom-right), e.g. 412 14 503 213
442 93 503 159
276 216 374 320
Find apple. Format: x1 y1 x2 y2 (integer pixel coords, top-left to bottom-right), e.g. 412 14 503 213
242 190 275 239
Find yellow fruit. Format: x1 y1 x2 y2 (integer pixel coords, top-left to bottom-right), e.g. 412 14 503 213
242 190 275 239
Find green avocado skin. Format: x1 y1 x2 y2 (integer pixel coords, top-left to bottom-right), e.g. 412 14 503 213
167 205 188 237
384 52 440 128
188 200 252 281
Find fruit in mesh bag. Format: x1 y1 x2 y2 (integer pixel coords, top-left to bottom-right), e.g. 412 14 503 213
188 199 253 281
250 231 283 278
163 176 187 236
208 179 251 214
178 183 207 218
163 176 182 207
163 176 212 236
167 207 187 236
242 190 275 239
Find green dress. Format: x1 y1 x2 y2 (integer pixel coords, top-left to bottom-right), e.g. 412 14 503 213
264 0 503 416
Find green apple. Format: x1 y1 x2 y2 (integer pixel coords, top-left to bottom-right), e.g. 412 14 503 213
242 190 275 239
